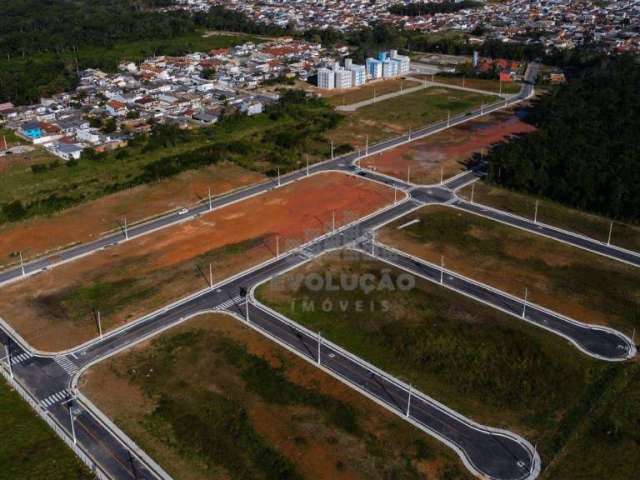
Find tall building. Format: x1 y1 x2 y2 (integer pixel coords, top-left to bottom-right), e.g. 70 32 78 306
366 58 382 79
335 68 353 89
389 50 411 75
317 67 335 89
350 64 366 86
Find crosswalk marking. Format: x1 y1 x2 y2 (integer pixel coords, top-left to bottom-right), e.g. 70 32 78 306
215 295 243 311
54 356 79 376
10 352 31 366
41 389 72 409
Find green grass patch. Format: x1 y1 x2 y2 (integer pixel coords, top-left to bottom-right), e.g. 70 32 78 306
0 380 92 480
328 87 496 147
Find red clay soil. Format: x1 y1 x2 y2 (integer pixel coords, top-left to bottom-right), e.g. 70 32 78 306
0 162 264 268
360 110 535 185
0 172 395 352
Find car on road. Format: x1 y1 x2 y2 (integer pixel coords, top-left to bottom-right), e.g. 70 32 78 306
178 208 189 215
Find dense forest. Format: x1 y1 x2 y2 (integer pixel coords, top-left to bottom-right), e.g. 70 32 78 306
389 1 481 16
485 55 640 222
0 1 285 104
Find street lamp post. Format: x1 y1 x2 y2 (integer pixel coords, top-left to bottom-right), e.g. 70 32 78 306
208 187 213 212
522 288 528 318
5 343 13 379
440 256 445 285
19 251 25 277
317 332 322 366
406 384 412 418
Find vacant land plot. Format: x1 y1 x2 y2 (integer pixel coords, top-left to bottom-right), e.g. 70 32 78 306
0 172 394 351
323 78 421 106
379 205 640 333
433 75 521 94
0 380 92 480
328 87 496 149
457 181 640 253
0 162 263 268
81 313 470 480
256 252 639 480
360 109 534 184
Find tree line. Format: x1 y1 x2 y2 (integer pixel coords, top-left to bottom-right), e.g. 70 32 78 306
485 55 640 222
389 1 481 16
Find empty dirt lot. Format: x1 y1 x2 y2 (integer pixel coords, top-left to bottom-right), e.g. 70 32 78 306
359 109 535 184
81 313 470 480
0 162 264 268
0 172 395 351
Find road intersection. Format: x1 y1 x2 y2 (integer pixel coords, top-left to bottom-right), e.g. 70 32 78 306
1 63 637 480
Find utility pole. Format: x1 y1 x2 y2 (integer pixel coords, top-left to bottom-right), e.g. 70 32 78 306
317 332 322 366
462 75 465 88
306 154 310 176
277 168 281 187
123 216 128 240
447 110 451 127
245 296 250 323
480 103 484 114
19 251 25 277
470 183 475 204
440 256 445 285
96 310 102 339
5 343 13 379
607 221 613 246
332 211 336 233
394 186 398 204
522 288 528 318
407 166 411 183
371 231 376 256
330 140 334 160
209 263 213 290
68 402 81 445
440 167 444 185
276 236 280 258
373 87 376 103
365 135 369 156
499 79 503 95
534 200 539 224
208 187 213 212
406 384 412 417
408 127 412 141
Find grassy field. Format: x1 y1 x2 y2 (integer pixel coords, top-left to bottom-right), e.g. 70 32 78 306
256 251 639 479
379 205 640 334
432 75 521 94
81 313 471 480
324 78 422 107
0 380 92 480
458 181 640 253
327 87 497 149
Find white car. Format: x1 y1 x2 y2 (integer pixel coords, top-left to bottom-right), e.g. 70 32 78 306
178 208 189 215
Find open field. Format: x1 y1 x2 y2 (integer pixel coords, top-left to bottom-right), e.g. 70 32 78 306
433 75 521 94
457 181 640 253
0 162 264 268
0 380 92 480
0 172 394 351
360 108 534 184
256 252 639 479
379 205 640 334
327 87 497 149
321 78 422 106
81 313 470 480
